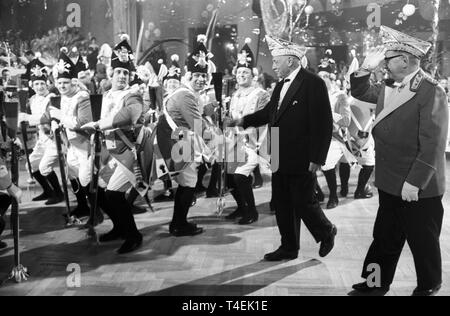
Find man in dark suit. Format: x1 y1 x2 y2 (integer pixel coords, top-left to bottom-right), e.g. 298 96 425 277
351 26 449 296
229 35 337 261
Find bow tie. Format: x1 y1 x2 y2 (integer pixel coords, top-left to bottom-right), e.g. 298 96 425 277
283 79 291 84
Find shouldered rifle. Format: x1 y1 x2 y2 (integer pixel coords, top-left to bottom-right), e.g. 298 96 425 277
18 83 35 184
49 96 72 226
87 94 103 241
211 72 226 215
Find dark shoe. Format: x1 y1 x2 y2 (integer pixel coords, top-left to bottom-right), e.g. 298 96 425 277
253 179 263 189
206 188 220 198
170 223 204 237
32 192 52 202
264 248 298 262
154 191 174 202
225 208 244 220
340 184 349 198
45 194 64 205
70 205 91 219
0 240 7 250
352 282 390 295
412 284 442 296
117 234 143 254
238 212 259 225
319 225 337 258
355 186 374 199
84 210 105 228
99 229 124 243
326 197 339 210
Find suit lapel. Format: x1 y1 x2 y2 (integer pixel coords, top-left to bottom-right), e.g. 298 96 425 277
373 84 416 129
274 69 305 124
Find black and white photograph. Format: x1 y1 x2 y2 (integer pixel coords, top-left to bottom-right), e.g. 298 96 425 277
0 0 450 299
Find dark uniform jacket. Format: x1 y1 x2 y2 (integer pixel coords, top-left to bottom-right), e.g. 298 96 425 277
351 69 449 198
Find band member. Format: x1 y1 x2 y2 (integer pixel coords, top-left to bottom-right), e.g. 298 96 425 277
47 48 94 221
157 35 214 237
81 35 149 254
225 38 270 225
318 57 354 210
351 26 449 296
229 35 337 261
18 59 64 205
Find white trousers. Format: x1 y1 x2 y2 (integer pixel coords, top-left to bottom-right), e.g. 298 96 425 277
234 147 259 177
29 134 56 173
323 137 375 171
175 162 199 188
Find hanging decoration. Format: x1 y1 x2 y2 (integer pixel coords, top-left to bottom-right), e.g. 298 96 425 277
395 1 416 25
260 0 314 41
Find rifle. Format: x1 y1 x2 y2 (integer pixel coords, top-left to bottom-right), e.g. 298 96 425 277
0 91 7 144
2 100 29 283
211 72 226 215
49 96 72 226
18 84 35 184
87 94 103 241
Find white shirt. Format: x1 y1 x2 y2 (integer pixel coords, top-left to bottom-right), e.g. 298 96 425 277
279 65 302 108
384 68 420 110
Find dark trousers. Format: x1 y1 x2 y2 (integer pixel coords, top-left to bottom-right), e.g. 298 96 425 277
272 172 333 252
362 190 443 289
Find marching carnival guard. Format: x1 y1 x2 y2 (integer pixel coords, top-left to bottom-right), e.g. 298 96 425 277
317 53 357 210
228 35 337 261
225 38 270 225
342 51 376 201
47 48 95 223
351 26 449 296
81 34 153 254
17 59 65 206
156 34 214 237
152 55 183 203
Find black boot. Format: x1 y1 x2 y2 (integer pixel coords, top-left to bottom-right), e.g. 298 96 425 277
70 179 91 219
235 175 258 225
195 164 207 193
97 188 123 243
206 163 220 198
105 191 142 254
252 166 263 188
323 169 339 210
45 171 64 205
225 175 246 220
32 171 54 201
339 163 350 198
355 166 375 199
170 186 203 236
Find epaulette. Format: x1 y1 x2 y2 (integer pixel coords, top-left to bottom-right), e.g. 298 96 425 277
411 70 438 92
410 70 425 92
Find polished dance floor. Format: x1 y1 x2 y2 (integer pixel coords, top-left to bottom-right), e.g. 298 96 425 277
0 161 449 296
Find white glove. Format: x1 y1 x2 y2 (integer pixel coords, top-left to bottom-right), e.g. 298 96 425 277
361 46 387 72
401 182 419 203
7 184 23 204
51 120 60 132
49 108 62 121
